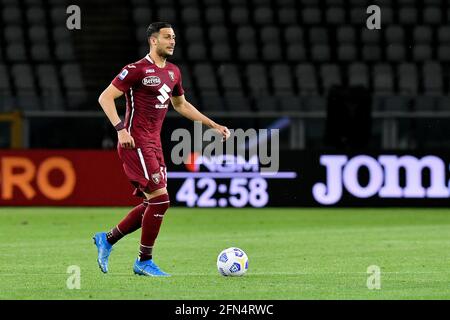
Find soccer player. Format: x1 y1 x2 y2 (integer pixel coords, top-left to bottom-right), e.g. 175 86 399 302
93 22 230 277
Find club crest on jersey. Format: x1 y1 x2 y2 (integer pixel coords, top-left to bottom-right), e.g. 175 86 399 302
168 71 175 82
151 172 161 184
118 69 128 80
142 76 161 86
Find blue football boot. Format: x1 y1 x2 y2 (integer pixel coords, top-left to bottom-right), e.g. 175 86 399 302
133 258 171 277
93 232 113 273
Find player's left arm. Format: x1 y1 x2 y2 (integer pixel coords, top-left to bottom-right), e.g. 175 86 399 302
171 95 230 141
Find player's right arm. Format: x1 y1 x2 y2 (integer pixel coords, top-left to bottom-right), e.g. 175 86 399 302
98 84 135 149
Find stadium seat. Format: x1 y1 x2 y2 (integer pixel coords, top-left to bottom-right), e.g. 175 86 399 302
373 64 394 94
413 45 432 61
133 7 152 25
36 64 64 110
423 7 442 25
55 43 76 61
361 29 380 44
309 27 328 44
278 7 297 25
262 44 283 61
224 92 251 111
177 64 194 91
384 96 410 111
4 26 23 43
338 44 357 62
398 7 418 25
350 7 366 25
414 26 432 43
217 64 243 93
397 63 418 94
6 43 27 61
326 7 345 25
53 26 71 42
287 44 307 62
362 45 382 61
26 7 45 24
31 44 51 61
203 0 223 6
437 45 450 62
184 26 204 44
285 26 303 44
302 96 326 111
50 6 67 25
436 96 450 111
260 27 280 43
302 7 321 25
413 96 436 111
29 26 47 44
2 5 21 25
278 0 297 6
11 64 40 110
311 45 331 62
246 64 269 96
385 25 405 44
279 95 303 111
156 7 177 22
271 64 294 96
423 62 443 94
236 26 256 44
230 7 249 25
337 26 356 44
200 92 225 111
255 96 279 111
193 63 219 93
187 44 207 61
61 63 86 109
296 64 318 95
178 0 197 6
386 44 406 62
209 26 228 44
205 6 225 25
238 44 258 61
211 43 231 61
181 7 201 25
348 63 369 88
320 64 341 92
438 26 450 44
254 7 274 25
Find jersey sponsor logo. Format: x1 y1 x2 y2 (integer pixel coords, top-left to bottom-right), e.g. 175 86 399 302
146 69 155 73
155 104 169 109
157 84 171 104
142 76 161 86
118 69 128 80
168 70 175 82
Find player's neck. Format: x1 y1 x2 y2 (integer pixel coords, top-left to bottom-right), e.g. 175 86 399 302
148 52 167 68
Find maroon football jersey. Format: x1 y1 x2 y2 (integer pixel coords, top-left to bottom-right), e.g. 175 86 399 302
111 54 184 150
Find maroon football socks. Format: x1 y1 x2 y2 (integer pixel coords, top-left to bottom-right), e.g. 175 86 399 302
106 201 148 245
139 193 170 261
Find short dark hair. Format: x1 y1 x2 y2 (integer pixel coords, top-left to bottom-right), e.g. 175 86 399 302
146 22 172 39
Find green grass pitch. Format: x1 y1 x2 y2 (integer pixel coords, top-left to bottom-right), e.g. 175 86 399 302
1 207 450 299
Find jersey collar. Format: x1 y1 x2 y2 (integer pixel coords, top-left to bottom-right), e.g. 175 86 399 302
145 54 154 64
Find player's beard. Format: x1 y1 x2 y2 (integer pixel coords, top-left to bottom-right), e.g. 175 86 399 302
156 46 173 58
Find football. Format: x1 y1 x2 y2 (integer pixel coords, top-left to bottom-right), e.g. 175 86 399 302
217 247 249 276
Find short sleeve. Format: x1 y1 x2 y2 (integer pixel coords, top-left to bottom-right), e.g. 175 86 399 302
172 66 185 97
111 65 140 92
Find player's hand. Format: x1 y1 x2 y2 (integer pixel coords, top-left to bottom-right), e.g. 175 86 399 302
118 129 135 149
215 125 231 142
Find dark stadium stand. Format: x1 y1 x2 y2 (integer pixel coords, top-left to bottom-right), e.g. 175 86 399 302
0 0 449 114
